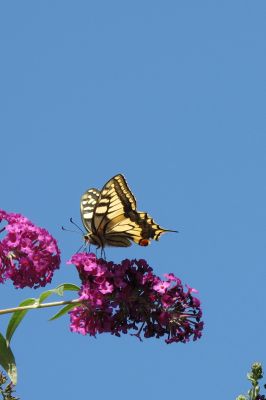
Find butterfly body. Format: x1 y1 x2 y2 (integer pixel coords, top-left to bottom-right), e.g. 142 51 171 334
80 174 176 249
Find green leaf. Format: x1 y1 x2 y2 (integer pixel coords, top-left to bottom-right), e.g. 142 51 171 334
38 289 61 304
0 332 17 384
37 283 80 304
56 283 80 292
6 298 37 346
49 302 81 321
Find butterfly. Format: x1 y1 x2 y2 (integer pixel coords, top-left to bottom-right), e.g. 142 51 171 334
80 174 177 249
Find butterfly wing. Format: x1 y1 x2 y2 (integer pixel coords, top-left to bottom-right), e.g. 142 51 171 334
87 175 135 247
80 188 101 234
106 210 172 246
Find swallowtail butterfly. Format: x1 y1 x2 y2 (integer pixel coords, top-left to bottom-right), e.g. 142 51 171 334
80 174 176 248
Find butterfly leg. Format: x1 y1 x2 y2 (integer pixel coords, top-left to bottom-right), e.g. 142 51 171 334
75 243 86 254
100 248 106 260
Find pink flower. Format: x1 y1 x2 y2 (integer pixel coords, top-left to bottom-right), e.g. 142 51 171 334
164 273 181 285
153 280 171 294
99 281 114 294
0 209 60 288
68 254 204 344
185 284 199 294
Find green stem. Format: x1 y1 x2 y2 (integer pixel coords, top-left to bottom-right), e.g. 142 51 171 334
0 299 81 316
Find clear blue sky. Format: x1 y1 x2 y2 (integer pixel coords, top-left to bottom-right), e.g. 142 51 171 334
1 1 266 399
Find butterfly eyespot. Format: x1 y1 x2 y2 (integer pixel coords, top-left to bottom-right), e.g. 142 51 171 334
139 239 150 247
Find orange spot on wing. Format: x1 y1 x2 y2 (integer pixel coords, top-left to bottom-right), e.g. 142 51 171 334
139 239 150 247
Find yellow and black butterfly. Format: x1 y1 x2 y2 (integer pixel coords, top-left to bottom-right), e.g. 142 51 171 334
80 174 177 249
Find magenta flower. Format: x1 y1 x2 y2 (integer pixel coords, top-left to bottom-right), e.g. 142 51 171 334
153 280 171 294
0 242 11 284
68 253 203 344
0 209 60 288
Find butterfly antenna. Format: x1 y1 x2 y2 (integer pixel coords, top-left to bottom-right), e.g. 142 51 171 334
61 226 81 235
69 217 84 234
62 219 90 254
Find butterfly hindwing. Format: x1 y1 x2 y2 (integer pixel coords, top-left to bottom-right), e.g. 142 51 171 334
106 211 168 245
126 211 168 242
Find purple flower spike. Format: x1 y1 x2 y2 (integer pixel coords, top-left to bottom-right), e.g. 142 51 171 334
68 253 204 344
0 209 60 288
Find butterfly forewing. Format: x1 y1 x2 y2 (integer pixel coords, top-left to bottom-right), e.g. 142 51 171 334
80 188 100 233
92 174 137 233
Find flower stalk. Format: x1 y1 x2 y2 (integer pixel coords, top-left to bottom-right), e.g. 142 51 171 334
0 299 81 316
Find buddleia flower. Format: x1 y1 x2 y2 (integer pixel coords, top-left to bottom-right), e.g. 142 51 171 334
68 253 203 344
0 209 60 288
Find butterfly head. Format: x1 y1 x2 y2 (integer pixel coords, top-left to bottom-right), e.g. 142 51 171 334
84 233 103 248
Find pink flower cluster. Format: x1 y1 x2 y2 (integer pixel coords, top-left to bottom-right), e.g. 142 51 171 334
68 253 203 344
0 209 60 288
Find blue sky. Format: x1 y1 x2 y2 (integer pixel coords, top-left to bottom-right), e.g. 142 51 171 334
0 1 266 399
